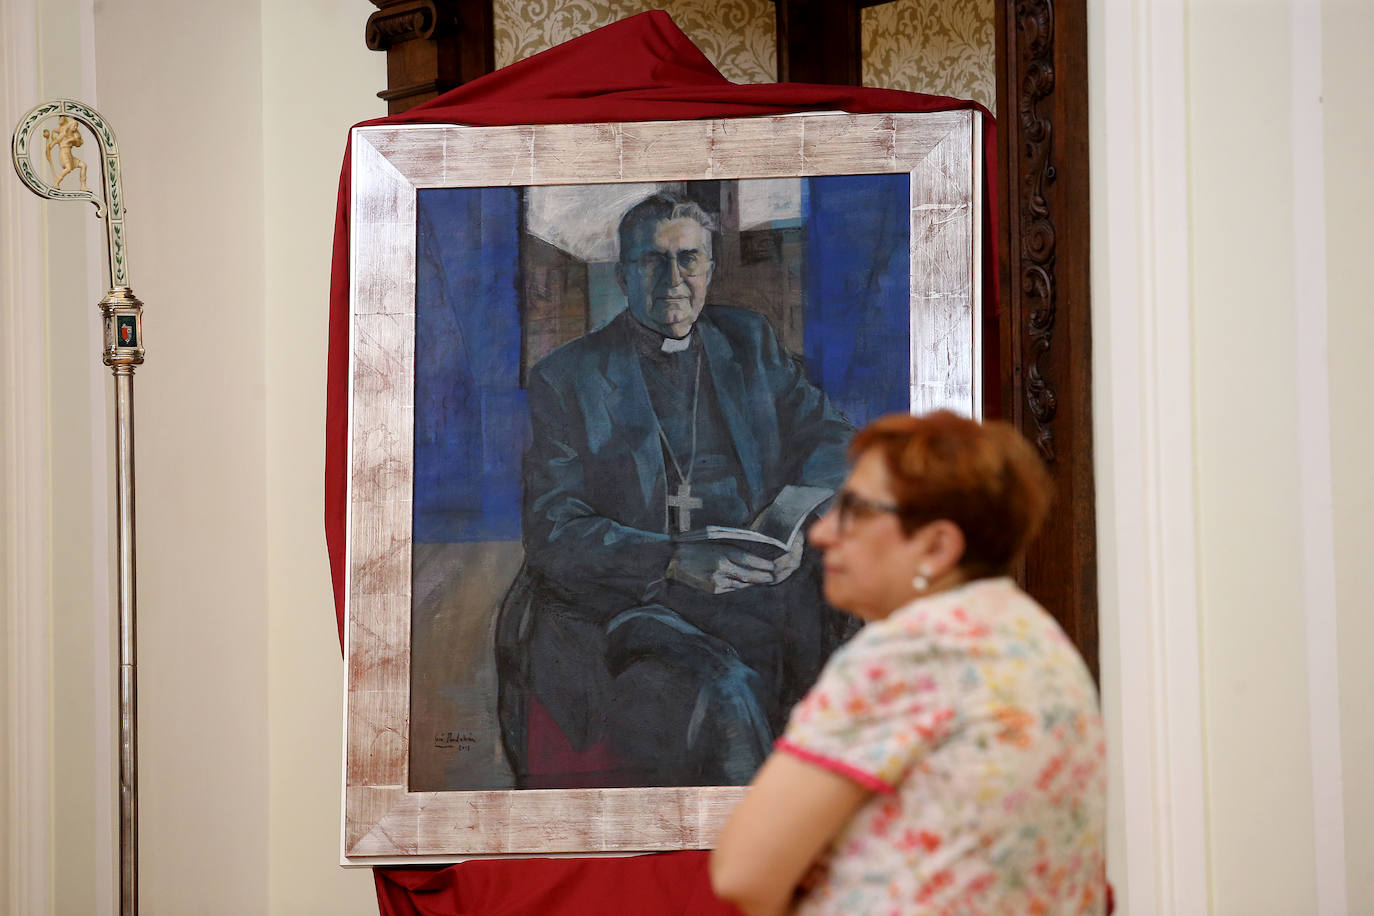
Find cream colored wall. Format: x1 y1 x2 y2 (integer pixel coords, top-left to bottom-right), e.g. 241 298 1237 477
1189 0 1373 910
31 1 114 913
261 1 384 912
0 0 50 903
1089 0 1365 911
91 0 274 911
1324 2 1374 912
1187 2 1320 912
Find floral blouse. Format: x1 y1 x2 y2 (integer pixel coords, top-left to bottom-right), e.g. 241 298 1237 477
777 577 1106 916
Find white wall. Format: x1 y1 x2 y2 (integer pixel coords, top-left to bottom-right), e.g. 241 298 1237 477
1 1 58 911
1091 0 1368 912
261 1 386 912
1324 2 1374 913
21 2 112 912
1188 2 1319 911
94 1 273 911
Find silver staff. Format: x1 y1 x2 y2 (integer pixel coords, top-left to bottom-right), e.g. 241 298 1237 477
12 99 144 916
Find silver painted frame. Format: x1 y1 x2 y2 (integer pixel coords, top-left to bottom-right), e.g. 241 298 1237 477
342 111 982 863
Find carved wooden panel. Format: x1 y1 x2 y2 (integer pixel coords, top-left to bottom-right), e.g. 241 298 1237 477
995 0 1097 677
367 0 496 113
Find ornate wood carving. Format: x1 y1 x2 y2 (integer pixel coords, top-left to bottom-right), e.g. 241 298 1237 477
996 0 1097 678
1013 0 1059 461
366 1 439 48
367 0 495 114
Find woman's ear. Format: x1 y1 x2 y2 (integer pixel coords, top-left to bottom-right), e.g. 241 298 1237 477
913 519 966 579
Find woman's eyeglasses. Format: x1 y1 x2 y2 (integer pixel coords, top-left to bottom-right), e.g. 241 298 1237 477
831 489 903 533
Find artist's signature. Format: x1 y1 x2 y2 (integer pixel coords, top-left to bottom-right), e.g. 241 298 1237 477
434 731 479 750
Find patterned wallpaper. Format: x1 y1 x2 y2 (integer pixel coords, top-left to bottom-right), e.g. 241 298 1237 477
863 0 996 112
493 0 994 112
494 0 776 85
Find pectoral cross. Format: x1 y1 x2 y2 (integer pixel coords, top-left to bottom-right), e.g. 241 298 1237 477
667 481 703 532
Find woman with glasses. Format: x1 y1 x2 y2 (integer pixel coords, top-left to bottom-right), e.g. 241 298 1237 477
710 411 1106 916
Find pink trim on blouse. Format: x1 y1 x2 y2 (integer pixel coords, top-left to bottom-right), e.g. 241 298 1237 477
775 738 897 795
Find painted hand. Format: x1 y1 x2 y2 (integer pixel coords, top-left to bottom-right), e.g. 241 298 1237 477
770 536 805 585
669 543 776 594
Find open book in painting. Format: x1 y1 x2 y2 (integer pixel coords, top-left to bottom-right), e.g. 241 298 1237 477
673 484 834 559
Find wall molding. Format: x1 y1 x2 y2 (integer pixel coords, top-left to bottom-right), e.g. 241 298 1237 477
0 1 52 913
1290 1 1347 912
366 0 494 113
76 2 118 907
2 2 113 912
1095 0 1209 911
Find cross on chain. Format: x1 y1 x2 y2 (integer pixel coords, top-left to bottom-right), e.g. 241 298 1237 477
666 481 704 532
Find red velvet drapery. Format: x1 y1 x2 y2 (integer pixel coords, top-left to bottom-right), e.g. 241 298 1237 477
326 12 996 914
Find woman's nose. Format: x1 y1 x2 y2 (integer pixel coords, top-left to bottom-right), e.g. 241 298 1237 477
808 508 837 549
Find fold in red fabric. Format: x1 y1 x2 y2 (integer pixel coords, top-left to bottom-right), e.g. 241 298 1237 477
374 851 739 916
326 12 996 915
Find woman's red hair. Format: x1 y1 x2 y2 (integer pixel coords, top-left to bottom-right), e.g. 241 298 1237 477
850 411 1053 578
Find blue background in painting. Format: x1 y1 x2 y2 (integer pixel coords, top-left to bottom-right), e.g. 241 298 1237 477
412 176 909 543
802 173 911 427
413 187 527 543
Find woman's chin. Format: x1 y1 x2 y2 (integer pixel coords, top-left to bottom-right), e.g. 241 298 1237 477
821 583 856 617
825 589 889 622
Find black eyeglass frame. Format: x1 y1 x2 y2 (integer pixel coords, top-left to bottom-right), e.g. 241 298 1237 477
631 248 713 280
829 489 913 534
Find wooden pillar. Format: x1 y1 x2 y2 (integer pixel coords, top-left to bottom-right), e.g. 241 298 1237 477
995 0 1098 678
366 0 496 114
773 0 863 84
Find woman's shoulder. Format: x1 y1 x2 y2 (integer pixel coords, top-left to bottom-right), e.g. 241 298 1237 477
834 580 1015 665
830 579 1079 685
869 578 1081 668
884 577 1030 630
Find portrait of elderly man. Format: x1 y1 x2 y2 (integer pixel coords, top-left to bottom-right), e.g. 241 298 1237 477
496 191 855 788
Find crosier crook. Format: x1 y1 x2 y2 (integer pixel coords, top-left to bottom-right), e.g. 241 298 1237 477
12 99 145 916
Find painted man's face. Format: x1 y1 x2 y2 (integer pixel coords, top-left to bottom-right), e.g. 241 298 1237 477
618 216 714 339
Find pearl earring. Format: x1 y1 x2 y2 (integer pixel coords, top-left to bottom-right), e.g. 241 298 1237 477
912 567 932 592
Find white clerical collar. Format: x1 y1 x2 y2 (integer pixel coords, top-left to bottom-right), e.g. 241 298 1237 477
660 333 693 353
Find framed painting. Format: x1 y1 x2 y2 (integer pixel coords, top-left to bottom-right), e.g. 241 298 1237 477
343 111 983 862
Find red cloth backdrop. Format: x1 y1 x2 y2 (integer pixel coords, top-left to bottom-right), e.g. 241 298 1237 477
326 12 996 915
374 850 732 916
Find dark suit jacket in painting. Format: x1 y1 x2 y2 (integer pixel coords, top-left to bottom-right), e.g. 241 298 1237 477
497 306 854 788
